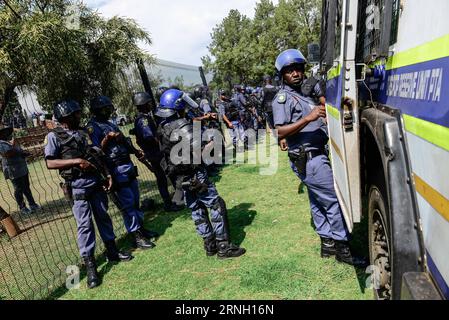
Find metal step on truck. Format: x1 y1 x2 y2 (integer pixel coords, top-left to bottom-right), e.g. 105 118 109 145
319 0 448 300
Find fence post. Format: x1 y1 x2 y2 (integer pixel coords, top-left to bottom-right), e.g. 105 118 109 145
0 206 21 238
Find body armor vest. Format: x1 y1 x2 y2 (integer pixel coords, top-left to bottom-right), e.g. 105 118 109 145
52 127 88 181
158 118 202 177
262 86 278 113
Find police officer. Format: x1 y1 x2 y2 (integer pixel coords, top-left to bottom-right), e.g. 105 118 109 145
192 85 213 115
87 96 157 250
132 92 184 212
261 75 279 130
272 49 366 266
44 100 133 289
155 89 246 259
224 87 246 149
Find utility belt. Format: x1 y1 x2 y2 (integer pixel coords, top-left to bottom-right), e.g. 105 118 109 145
60 181 105 202
288 144 328 176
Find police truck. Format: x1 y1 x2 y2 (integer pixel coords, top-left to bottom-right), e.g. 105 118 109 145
319 0 448 299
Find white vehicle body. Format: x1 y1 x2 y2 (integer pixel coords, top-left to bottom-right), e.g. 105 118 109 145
320 0 449 299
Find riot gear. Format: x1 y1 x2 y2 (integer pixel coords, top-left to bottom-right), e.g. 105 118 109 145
262 85 278 113
275 49 307 73
90 96 113 112
51 127 90 181
53 100 81 121
155 89 199 118
132 92 152 107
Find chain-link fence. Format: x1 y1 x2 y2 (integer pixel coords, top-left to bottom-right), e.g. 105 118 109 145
0 64 167 300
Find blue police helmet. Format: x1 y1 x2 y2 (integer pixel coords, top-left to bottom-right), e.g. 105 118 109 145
275 49 307 73
53 100 81 121
90 95 113 111
155 89 186 118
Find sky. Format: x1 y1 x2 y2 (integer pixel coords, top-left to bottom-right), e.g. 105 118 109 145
83 0 278 66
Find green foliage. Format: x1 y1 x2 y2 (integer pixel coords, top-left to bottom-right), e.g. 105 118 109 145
0 0 152 117
203 0 322 89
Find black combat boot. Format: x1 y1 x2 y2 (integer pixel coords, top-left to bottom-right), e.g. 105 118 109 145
132 229 156 250
104 240 133 262
320 237 337 258
335 240 369 267
203 236 218 256
217 241 246 259
83 256 100 289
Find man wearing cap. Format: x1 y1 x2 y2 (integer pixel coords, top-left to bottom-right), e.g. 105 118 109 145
0 126 40 215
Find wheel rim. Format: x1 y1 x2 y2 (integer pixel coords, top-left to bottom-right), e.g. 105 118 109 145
371 207 392 300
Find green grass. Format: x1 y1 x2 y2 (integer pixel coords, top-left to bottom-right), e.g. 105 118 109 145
55 147 373 300
0 125 164 300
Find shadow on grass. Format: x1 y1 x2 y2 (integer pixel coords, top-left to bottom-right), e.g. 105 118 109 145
303 187 371 296
227 202 257 246
350 212 370 294
47 236 133 300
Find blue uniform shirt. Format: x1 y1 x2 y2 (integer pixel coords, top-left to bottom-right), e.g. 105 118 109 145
86 118 135 183
232 93 247 111
272 84 328 150
134 112 162 159
44 129 97 189
135 112 156 140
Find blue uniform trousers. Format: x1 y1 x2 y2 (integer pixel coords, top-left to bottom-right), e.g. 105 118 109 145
184 169 227 241
229 121 246 146
290 155 349 241
114 178 144 233
72 186 115 258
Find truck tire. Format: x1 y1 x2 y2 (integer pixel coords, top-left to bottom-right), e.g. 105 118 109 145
368 185 393 300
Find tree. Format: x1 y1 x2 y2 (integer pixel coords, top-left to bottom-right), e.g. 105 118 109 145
0 0 153 119
203 0 322 88
203 9 252 90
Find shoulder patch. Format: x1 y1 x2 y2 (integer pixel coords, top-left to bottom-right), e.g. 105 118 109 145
87 126 94 135
277 93 287 104
142 118 149 127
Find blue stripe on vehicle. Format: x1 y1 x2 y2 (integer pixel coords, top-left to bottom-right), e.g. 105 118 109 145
427 251 449 299
326 74 342 108
363 56 449 128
